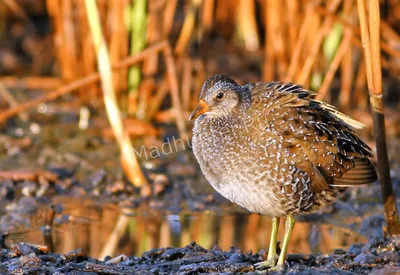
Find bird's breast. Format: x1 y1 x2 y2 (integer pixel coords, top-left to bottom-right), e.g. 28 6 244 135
192 117 288 216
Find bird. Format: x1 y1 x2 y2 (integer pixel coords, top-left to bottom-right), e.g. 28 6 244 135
189 75 377 271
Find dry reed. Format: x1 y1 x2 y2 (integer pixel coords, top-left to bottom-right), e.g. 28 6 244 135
357 0 400 235
84 0 147 188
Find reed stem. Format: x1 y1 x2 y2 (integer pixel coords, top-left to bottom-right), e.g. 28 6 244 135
128 0 147 115
357 0 400 235
84 0 147 188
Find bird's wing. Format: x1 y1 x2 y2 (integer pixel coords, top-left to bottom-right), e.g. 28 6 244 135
247 82 377 191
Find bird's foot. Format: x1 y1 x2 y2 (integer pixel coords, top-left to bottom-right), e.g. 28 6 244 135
255 258 286 274
254 258 277 270
267 264 284 272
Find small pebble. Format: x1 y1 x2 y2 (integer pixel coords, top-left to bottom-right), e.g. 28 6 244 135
354 253 378 264
21 181 37 197
228 252 246 263
334 249 347 255
348 244 363 255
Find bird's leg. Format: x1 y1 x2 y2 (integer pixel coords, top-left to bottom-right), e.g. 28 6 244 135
254 217 280 269
269 215 295 271
267 217 280 264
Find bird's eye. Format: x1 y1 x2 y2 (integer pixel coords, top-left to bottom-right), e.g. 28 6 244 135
216 92 225 100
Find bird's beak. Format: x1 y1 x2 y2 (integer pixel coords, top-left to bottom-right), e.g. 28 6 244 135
189 100 209 121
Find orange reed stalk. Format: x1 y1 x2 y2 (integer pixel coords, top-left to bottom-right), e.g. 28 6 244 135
76 0 97 100
0 77 62 90
296 0 342 86
286 0 299 57
263 0 275 81
162 0 178 38
175 0 201 55
143 0 163 76
109 0 125 94
339 0 354 108
285 7 316 82
46 0 67 80
119 0 130 92
200 0 214 38
237 0 259 51
163 44 187 138
267 0 287 78
192 59 205 109
146 75 169 120
182 57 193 112
353 58 368 109
62 0 77 82
316 29 352 101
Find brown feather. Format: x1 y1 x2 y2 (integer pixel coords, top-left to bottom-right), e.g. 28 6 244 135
331 158 377 186
250 82 377 189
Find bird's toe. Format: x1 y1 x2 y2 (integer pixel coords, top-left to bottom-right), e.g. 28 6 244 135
254 258 277 270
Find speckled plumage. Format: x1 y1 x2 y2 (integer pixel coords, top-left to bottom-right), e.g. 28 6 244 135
191 75 377 218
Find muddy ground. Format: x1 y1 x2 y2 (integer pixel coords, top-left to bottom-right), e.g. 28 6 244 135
1 235 400 274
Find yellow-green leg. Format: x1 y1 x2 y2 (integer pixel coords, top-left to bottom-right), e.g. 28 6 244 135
270 215 295 271
255 217 280 269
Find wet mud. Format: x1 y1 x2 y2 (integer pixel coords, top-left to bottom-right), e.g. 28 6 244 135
1 236 400 274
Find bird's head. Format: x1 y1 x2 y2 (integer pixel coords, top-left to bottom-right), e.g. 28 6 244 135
189 75 244 120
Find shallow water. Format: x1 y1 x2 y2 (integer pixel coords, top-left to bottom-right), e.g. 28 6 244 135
3 196 368 260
